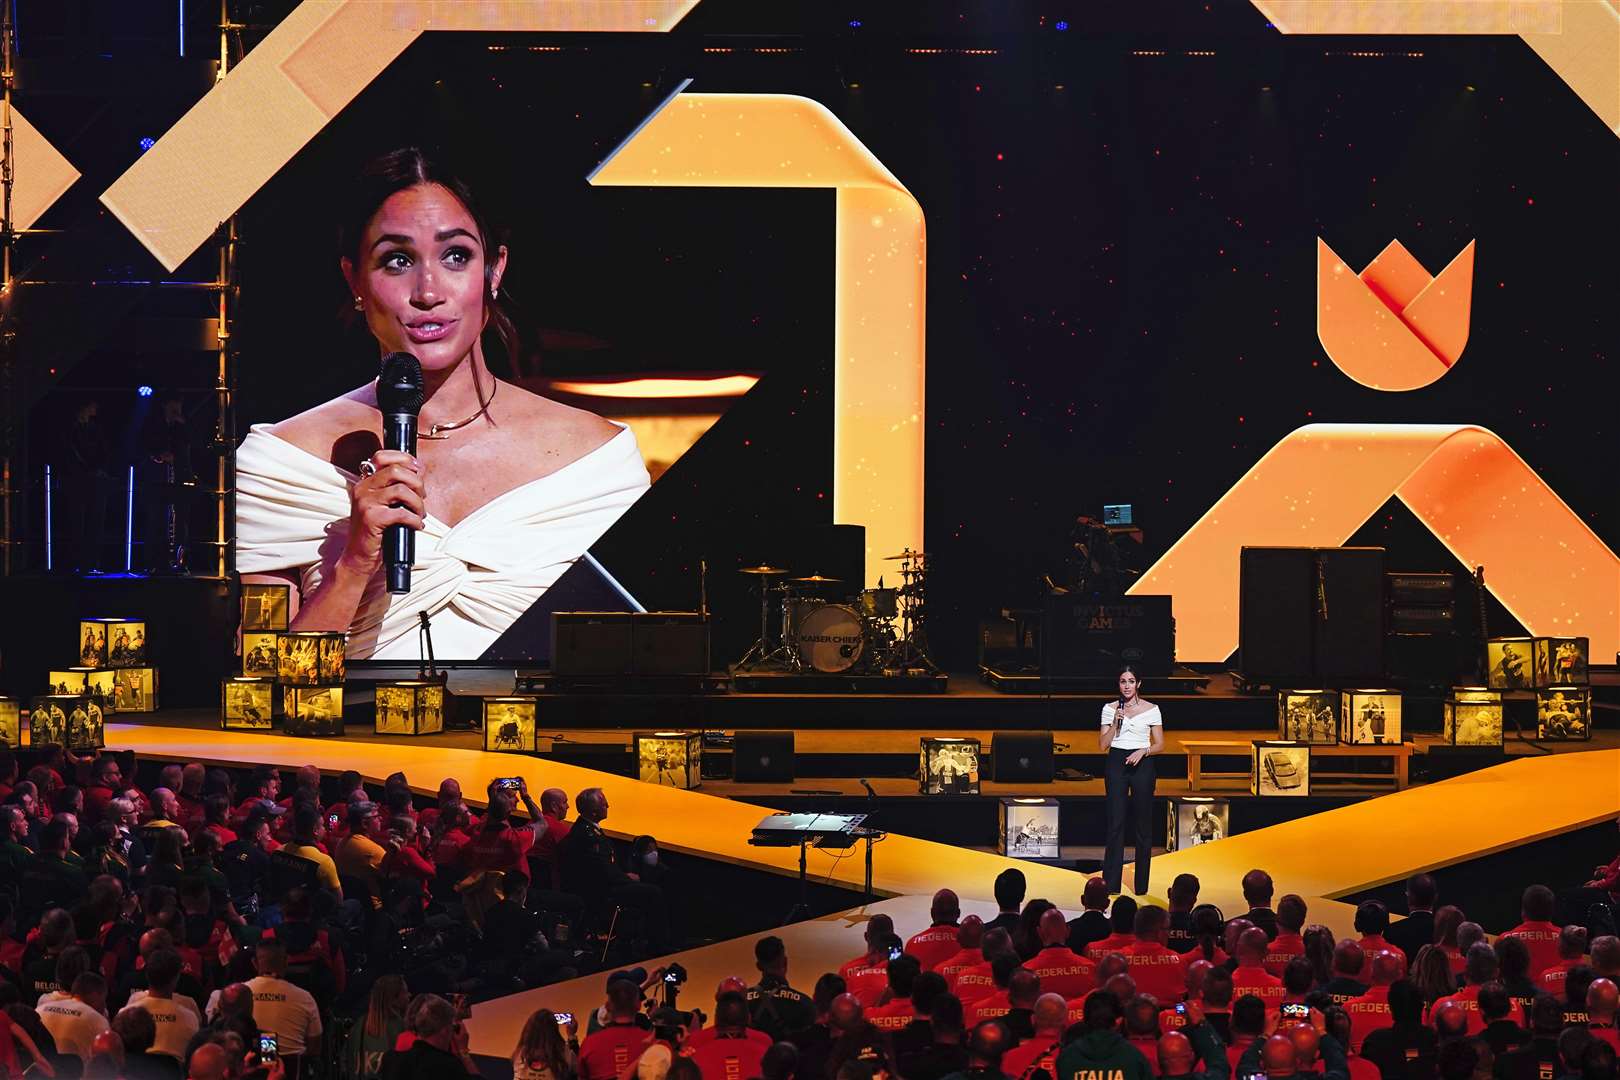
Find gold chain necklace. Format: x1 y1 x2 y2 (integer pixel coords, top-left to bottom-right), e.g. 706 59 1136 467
418 378 497 440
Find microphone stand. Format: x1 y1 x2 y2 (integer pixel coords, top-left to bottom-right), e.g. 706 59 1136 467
858 778 882 903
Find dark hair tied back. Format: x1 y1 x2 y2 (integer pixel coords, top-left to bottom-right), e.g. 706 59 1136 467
340 147 520 375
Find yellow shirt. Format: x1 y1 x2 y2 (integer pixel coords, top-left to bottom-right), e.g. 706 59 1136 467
281 842 342 896
335 834 386 906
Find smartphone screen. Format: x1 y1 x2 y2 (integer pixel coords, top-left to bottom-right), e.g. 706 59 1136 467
258 1033 278 1061
555 1012 574 1025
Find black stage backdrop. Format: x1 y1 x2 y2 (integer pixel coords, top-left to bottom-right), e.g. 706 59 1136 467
25 1 1620 673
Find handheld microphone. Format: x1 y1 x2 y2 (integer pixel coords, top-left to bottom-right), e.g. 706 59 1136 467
376 352 424 595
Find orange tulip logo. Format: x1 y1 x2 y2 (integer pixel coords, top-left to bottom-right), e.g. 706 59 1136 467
1317 237 1475 391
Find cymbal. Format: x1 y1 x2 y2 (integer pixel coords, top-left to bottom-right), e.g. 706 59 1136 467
881 552 930 561
789 575 844 584
738 565 788 575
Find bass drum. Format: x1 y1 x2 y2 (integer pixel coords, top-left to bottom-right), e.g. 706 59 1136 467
795 603 866 673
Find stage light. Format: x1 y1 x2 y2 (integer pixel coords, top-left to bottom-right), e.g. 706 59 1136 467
1055 21 1069 31
848 19 862 28
139 137 156 152
137 385 154 397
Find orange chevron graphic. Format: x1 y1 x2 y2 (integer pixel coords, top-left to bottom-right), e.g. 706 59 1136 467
1318 238 1475 391
1128 424 1620 662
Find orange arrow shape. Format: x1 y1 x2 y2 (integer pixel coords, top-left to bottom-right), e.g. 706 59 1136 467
1318 237 1475 391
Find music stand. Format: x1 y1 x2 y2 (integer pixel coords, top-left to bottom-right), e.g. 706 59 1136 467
748 812 873 924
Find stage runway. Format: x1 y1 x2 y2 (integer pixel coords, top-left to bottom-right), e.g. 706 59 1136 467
104 721 1619 1051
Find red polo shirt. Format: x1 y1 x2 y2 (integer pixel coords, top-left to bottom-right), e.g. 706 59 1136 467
1344 985 1394 1051
966 991 1011 1027
1538 958 1587 997
688 1032 769 1080
933 947 984 985
85 785 117 824
461 822 535 881
683 1028 771 1055
1232 964 1285 1010
1122 941 1185 1005
579 1022 651 1080
1265 931 1306 977
950 961 997 1003
1025 944 1098 1000
1501 920 1561 977
1086 933 1137 963
531 813 573 865
837 955 890 1007
1425 985 1526 1035
905 924 963 971
865 999 916 1031
1001 1030 1065 1080
1356 935 1406 971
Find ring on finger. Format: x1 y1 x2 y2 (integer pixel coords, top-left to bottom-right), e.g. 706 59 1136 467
358 459 377 479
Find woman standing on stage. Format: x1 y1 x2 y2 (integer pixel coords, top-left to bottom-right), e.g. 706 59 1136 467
1100 665 1163 896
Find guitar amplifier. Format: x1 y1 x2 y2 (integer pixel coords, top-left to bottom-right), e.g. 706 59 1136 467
1387 572 1456 604
1388 605 1455 633
551 612 633 675
631 612 710 676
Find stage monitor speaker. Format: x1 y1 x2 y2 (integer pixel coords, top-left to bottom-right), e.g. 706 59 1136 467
991 731 1055 783
551 612 632 676
630 613 710 675
1239 547 1315 680
733 730 795 782
1313 547 1385 683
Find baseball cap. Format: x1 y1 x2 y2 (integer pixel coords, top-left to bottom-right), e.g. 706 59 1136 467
607 967 648 990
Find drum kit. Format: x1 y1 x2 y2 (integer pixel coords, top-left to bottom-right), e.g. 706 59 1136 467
735 549 938 675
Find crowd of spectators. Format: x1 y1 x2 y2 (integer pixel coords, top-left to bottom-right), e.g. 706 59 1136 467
0 744 673 1079
4 741 1618 1080
510 866 1618 1080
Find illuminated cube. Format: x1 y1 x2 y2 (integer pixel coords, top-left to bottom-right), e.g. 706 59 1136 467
0 697 19 747
1533 637 1589 687
1251 741 1310 797
1339 689 1403 745
1276 690 1339 744
221 677 276 731
79 619 146 669
635 731 703 789
242 632 279 677
1000 797 1060 861
374 681 447 736
112 668 158 713
28 695 102 750
284 687 345 737
241 582 291 632
1536 687 1591 741
1167 797 1232 851
277 631 346 686
47 669 91 695
1485 637 1535 690
1441 688 1503 747
920 737 981 795
483 697 537 753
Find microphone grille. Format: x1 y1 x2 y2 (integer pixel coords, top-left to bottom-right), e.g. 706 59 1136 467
376 352 424 415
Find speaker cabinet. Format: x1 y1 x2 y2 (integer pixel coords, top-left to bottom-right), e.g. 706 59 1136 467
551 613 633 675
733 731 795 782
631 613 710 675
991 731 1055 782
1313 548 1385 682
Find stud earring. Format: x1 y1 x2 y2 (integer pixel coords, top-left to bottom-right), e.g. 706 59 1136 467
490 287 499 300
353 296 363 311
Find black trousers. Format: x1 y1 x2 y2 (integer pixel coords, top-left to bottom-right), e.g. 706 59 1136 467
1103 747 1156 895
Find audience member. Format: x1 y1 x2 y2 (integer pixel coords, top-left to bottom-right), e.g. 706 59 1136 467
1386 874 1440 963
908 891 965 971
1067 878 1112 954
1056 991 1151 1080
1321 939 1370 1004
1122 906 1184 1004
1354 901 1407 972
989 870 1027 937
1233 870 1279 941
37 970 110 1061
1502 886 1562 980
1086 897 1138 964
1165 874 1202 954
1265 895 1308 977
1026 907 1098 1000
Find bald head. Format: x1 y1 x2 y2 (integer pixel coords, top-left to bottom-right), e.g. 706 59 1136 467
931 889 961 925
1104 973 1137 1004
1008 968 1042 1008
830 993 864 1032
1261 1034 1298 1076
1038 907 1069 947
1185 959 1213 1000
866 914 896 946
1593 936 1620 977
1225 918 1255 956
1033 993 1068 1033
1288 1024 1321 1066
1433 1001 1469 1040
1333 938 1366 977
957 914 985 949
1097 952 1131 982
189 1042 230 1080
1237 927 1270 965
540 787 568 817
1589 978 1618 1022
1159 1031 1196 1074
1369 950 1404 986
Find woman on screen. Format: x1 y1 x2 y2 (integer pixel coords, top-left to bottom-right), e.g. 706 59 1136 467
236 148 650 659
1099 664 1163 896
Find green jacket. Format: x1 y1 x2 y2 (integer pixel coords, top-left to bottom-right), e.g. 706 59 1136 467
1055 1029 1154 1080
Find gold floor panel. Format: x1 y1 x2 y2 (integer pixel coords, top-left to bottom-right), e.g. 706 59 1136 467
105 724 1618 1056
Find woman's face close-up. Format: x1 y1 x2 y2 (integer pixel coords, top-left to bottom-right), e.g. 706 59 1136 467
1118 671 1138 699
347 182 505 374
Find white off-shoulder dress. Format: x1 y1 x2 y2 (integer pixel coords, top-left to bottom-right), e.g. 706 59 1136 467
234 422 650 660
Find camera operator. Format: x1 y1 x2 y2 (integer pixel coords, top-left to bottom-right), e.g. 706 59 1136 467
580 973 656 1080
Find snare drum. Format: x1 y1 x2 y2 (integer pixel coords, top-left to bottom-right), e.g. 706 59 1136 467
857 588 899 620
795 604 866 672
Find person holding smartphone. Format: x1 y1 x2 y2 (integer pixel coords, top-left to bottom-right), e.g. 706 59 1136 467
1100 666 1164 896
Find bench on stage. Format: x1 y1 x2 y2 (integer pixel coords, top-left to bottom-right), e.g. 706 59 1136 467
1184 739 1412 792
